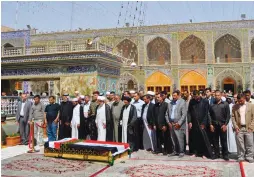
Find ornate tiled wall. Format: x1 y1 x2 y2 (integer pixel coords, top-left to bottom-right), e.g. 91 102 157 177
1 30 30 47
60 75 97 96
97 76 119 94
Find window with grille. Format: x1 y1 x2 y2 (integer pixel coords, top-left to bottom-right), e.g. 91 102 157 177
147 87 154 91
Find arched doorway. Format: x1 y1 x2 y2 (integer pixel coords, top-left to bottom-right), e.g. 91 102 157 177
118 72 139 92
223 77 236 93
127 80 135 90
214 34 241 63
116 39 138 64
146 71 172 93
180 35 205 64
215 69 243 94
180 71 207 92
147 37 171 65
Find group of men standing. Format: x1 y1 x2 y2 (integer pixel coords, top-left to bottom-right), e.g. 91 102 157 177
15 88 254 163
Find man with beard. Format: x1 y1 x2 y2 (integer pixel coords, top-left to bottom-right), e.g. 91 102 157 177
232 94 254 163
58 93 73 139
95 96 113 141
88 91 99 140
209 90 230 160
132 92 145 150
141 94 157 152
111 94 124 142
161 91 171 104
166 90 187 158
118 97 138 151
154 93 172 155
107 91 115 108
147 91 156 104
188 90 213 159
244 90 254 104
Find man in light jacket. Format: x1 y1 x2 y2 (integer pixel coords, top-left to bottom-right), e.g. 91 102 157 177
16 93 32 145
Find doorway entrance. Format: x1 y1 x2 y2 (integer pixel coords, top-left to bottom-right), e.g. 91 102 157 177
223 77 235 93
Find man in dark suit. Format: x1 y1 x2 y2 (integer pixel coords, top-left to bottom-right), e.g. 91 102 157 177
15 93 32 145
205 88 215 105
141 94 157 152
154 92 173 155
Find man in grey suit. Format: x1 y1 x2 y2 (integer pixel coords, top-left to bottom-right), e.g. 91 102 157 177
166 90 187 158
15 93 32 145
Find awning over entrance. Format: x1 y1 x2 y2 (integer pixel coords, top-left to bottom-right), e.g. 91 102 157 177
180 71 207 92
146 71 172 93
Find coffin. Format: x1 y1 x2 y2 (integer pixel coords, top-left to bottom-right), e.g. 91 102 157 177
44 138 131 165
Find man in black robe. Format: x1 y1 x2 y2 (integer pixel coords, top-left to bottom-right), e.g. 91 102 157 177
118 97 138 151
188 90 213 159
154 93 173 155
58 93 73 139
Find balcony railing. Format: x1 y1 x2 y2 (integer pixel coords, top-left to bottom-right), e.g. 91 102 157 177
215 58 242 63
1 42 134 66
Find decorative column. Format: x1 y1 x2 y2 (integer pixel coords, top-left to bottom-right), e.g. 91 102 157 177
171 33 179 65
23 81 29 94
207 65 214 89
49 81 54 96
206 32 214 64
138 35 145 66
171 67 179 91
242 29 250 62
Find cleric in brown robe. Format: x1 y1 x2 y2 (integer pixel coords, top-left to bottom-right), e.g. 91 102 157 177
188 90 213 159
118 96 138 151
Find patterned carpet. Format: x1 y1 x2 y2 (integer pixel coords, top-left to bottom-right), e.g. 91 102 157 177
1 154 107 177
0 150 246 177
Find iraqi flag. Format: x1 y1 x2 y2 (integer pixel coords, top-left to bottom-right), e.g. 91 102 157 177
45 139 130 156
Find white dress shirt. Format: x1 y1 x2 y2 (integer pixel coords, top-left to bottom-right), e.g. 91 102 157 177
83 101 90 118
20 102 26 116
132 99 145 118
239 103 246 125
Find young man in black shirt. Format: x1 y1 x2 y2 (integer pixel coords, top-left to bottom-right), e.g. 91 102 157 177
44 96 60 141
209 90 230 160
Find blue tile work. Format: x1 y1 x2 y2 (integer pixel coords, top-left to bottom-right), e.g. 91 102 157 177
108 78 118 92
1 65 96 76
97 65 120 76
2 53 120 64
97 76 107 94
1 30 31 47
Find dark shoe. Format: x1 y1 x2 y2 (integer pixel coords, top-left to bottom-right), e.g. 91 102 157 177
179 153 184 158
168 152 177 157
18 142 23 145
223 156 229 161
163 152 168 156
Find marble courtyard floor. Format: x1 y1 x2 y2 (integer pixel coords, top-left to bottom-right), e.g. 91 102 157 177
1 145 253 177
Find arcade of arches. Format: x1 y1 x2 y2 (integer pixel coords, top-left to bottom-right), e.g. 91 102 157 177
214 34 241 63
146 72 171 93
180 71 206 92
147 37 171 65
